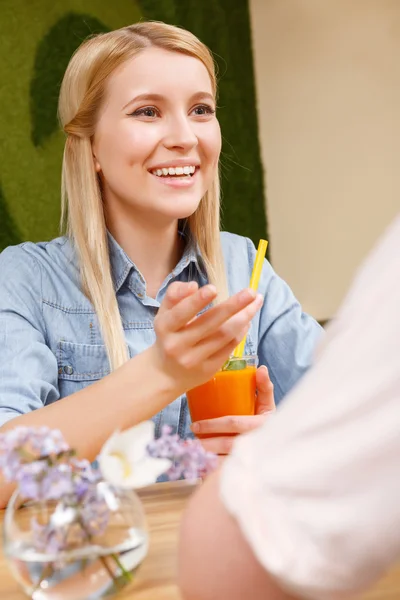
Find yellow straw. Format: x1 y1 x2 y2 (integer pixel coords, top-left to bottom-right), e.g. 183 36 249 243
233 239 268 358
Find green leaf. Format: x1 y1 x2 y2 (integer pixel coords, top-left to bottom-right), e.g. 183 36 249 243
30 13 110 147
222 358 247 371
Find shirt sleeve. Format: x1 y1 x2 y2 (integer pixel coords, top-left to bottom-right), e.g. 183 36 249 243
249 237 323 404
220 217 400 599
0 246 60 427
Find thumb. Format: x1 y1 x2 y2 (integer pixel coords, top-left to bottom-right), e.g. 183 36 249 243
255 365 275 415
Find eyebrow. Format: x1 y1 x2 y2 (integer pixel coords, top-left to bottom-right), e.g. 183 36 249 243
122 91 215 111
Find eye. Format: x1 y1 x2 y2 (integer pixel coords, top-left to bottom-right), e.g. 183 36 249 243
130 106 160 118
191 104 216 117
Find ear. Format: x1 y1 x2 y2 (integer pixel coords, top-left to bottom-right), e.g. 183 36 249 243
93 156 101 173
91 138 101 173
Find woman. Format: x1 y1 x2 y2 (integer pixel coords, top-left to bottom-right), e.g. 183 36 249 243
0 22 321 500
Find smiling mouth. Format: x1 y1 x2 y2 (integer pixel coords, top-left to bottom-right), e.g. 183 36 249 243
149 165 199 178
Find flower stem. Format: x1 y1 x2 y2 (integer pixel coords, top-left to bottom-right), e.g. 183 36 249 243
32 562 54 594
77 518 132 587
111 553 133 582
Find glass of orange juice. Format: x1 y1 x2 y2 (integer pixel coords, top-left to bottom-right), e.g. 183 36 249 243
186 355 258 438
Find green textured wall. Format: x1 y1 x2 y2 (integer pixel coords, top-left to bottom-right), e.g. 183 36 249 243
0 0 267 252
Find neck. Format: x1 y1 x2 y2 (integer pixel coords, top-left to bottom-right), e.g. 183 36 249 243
106 209 184 299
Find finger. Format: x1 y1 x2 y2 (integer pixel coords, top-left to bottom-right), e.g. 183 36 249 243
185 294 263 362
159 286 260 338
199 436 236 455
193 329 250 373
174 321 249 371
158 284 217 332
255 365 275 415
192 414 267 436
182 289 261 345
158 281 199 313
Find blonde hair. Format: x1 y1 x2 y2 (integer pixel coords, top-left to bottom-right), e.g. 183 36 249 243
59 21 227 371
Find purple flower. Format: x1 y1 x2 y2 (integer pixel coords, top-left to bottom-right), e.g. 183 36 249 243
36 428 70 457
70 458 101 500
15 463 74 502
80 490 110 538
0 426 71 485
147 426 217 481
0 423 217 564
32 515 71 555
0 427 100 503
17 462 47 499
31 487 111 555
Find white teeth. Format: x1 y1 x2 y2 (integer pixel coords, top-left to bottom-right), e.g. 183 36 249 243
151 165 198 176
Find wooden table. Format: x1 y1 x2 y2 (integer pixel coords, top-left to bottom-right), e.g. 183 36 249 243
0 480 399 599
0 480 196 600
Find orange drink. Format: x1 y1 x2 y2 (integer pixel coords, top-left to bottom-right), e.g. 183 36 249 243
186 355 257 437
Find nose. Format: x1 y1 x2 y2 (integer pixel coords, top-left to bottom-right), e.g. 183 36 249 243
162 113 198 152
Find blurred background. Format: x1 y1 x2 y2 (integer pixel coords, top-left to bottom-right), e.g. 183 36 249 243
0 0 398 322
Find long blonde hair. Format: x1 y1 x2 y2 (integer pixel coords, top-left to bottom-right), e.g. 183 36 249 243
58 21 227 371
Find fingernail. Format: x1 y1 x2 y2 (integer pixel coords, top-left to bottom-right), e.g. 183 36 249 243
188 281 198 292
239 288 256 301
256 293 264 306
176 284 186 298
191 423 200 433
201 285 216 301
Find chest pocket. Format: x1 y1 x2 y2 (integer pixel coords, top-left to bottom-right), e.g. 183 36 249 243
57 341 110 398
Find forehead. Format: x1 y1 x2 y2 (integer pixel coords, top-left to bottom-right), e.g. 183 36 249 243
106 46 214 106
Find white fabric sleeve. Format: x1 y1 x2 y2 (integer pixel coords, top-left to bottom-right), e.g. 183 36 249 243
220 215 400 599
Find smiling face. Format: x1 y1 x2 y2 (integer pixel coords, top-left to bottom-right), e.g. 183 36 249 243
92 46 222 226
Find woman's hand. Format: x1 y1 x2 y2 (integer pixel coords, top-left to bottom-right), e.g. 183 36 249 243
152 281 263 395
190 365 275 455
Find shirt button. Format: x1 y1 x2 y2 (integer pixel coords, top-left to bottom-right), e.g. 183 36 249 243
63 365 74 375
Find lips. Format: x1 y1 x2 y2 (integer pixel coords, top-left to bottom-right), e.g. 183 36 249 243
149 166 199 188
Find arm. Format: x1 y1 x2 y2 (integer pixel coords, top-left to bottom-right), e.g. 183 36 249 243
179 216 400 599
179 469 297 600
0 246 263 506
0 246 180 451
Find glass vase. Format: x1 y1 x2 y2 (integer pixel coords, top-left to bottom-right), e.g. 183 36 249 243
3 482 148 600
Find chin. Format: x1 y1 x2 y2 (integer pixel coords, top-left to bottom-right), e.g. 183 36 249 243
165 199 202 221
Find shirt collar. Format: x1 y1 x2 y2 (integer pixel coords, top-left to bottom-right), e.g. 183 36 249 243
107 230 207 293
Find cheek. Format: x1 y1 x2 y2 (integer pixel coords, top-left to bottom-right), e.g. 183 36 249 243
200 123 222 166
96 122 158 170
123 125 159 167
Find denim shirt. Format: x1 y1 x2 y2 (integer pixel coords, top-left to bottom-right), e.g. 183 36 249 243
0 232 322 437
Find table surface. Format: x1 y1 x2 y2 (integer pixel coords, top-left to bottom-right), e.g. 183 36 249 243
0 480 399 599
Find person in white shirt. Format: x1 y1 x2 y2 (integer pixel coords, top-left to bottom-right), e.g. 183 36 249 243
178 214 400 600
